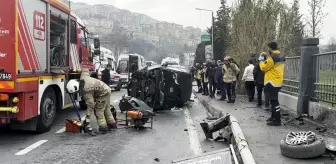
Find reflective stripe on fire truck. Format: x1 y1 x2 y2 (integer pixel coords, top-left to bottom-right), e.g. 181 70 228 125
17 77 39 82
70 44 81 71
18 0 41 70
49 0 70 13
0 81 15 89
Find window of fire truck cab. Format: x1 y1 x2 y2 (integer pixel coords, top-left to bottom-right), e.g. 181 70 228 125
70 20 77 44
80 26 87 47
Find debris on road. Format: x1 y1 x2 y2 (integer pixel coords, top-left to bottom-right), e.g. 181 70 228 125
154 158 160 162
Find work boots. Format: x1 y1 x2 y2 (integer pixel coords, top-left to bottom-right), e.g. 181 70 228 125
107 123 118 131
98 126 108 134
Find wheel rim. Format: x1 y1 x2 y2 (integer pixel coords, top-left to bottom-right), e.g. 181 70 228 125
42 97 56 125
285 131 316 145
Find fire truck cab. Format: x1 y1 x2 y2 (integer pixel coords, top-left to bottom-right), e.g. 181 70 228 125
0 0 99 133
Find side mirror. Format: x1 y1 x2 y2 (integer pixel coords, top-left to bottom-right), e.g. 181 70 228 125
99 52 104 61
94 49 100 56
94 38 100 49
116 68 121 74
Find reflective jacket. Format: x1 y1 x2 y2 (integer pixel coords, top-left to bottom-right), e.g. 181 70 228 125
259 50 284 87
195 69 202 80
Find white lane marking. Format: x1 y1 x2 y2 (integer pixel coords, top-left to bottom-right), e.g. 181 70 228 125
55 127 65 133
184 107 203 155
55 116 86 133
113 99 120 103
15 140 48 155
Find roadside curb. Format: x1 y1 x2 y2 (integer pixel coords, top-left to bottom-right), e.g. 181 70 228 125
192 89 256 164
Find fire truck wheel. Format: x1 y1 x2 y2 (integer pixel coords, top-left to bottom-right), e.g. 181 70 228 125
37 88 57 133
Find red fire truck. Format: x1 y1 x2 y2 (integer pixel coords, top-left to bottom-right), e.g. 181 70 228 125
0 0 100 132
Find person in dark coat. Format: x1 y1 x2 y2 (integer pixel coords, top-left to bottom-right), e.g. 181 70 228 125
101 64 111 85
190 66 196 81
206 60 217 98
215 60 226 100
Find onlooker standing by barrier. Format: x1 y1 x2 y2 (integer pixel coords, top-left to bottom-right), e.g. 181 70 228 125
254 52 267 107
195 63 203 93
201 63 209 96
190 66 196 81
206 60 217 98
228 57 240 99
260 42 284 126
215 60 226 100
223 57 240 103
242 59 255 102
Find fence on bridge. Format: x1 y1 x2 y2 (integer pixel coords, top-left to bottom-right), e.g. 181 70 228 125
281 38 336 112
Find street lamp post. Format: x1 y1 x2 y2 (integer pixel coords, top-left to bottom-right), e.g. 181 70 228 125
196 8 214 60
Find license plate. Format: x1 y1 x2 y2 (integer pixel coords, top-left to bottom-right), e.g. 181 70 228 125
0 73 12 80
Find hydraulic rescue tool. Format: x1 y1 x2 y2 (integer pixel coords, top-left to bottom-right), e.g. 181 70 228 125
65 79 96 136
119 95 155 130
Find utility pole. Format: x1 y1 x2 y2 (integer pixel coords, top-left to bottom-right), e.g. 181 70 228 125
196 8 215 59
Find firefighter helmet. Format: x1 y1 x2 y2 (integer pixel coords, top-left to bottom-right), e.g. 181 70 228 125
66 79 79 94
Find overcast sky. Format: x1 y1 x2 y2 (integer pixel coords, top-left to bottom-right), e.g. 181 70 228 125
72 0 335 45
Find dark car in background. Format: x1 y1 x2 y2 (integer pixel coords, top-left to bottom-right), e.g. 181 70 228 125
127 65 192 111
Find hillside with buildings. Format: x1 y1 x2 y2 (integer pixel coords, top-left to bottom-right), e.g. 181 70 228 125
71 2 200 62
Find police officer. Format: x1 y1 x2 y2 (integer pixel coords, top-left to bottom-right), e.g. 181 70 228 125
80 69 117 134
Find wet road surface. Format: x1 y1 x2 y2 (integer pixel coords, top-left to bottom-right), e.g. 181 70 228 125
0 90 227 164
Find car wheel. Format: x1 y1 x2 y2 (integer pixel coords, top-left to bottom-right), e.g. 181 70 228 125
36 87 57 133
115 82 121 91
280 137 326 159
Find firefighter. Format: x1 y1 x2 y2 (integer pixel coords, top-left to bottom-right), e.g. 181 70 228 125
79 68 117 134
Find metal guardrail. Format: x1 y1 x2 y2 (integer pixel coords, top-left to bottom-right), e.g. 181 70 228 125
312 51 336 107
282 51 336 107
282 56 300 96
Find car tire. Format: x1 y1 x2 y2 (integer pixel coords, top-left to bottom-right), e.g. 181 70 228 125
36 87 57 133
280 137 326 159
115 82 121 91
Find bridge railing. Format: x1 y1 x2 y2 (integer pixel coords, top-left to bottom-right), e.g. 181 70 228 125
282 56 300 96
312 51 336 107
282 40 336 108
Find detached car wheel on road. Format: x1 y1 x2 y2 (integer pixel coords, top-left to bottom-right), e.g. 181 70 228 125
280 131 326 159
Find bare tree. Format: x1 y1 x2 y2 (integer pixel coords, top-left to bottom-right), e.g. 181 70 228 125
327 37 336 52
306 0 327 37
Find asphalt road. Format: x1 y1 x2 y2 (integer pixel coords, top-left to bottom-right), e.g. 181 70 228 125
0 89 227 164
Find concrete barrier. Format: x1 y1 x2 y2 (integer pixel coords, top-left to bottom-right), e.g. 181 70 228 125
193 90 256 164
279 92 336 127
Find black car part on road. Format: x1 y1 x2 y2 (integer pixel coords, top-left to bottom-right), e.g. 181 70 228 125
127 65 192 111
